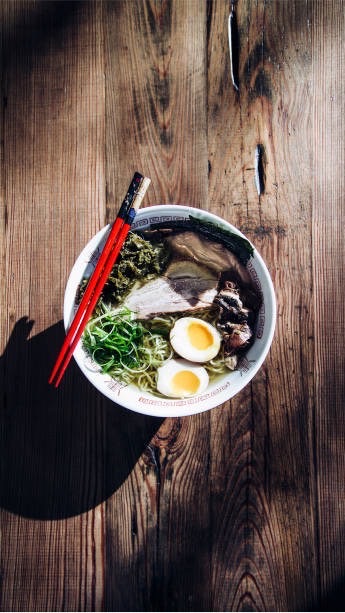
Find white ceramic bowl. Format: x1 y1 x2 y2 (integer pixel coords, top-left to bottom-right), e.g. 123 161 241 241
64 205 276 417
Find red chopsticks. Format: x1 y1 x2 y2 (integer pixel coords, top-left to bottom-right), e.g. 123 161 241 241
49 172 151 387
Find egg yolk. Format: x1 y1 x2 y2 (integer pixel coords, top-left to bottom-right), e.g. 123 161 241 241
187 322 213 350
172 370 200 395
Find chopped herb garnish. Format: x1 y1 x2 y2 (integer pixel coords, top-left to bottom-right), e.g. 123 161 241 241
78 232 170 313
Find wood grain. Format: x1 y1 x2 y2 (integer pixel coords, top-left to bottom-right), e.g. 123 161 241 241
312 1 345 608
104 0 208 211
0 2 106 611
104 3 211 610
209 2 317 609
0 1 345 611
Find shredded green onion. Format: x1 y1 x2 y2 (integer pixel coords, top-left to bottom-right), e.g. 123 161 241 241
83 305 172 389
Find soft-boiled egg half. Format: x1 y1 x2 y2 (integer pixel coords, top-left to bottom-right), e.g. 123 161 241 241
170 317 221 363
156 358 209 398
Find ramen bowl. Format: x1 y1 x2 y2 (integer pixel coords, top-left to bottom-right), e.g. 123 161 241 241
64 205 276 417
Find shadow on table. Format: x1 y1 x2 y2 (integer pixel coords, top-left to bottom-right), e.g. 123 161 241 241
0 317 163 520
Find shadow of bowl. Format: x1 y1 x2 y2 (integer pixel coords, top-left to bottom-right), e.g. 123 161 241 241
0 317 163 520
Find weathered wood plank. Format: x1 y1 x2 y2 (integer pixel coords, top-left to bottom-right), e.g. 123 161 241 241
0 2 106 611
103 1 211 611
311 1 345 609
208 1 318 610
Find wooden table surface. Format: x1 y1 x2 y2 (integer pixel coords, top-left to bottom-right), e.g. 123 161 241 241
1 1 344 611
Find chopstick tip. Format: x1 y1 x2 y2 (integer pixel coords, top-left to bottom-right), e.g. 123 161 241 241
133 176 151 211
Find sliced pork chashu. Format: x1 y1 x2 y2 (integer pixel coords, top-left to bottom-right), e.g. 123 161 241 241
124 260 219 319
165 231 252 286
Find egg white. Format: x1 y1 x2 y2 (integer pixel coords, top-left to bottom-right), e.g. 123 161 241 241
156 358 209 398
170 316 221 363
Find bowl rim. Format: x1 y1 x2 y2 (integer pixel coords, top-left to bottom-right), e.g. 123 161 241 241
64 204 277 417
